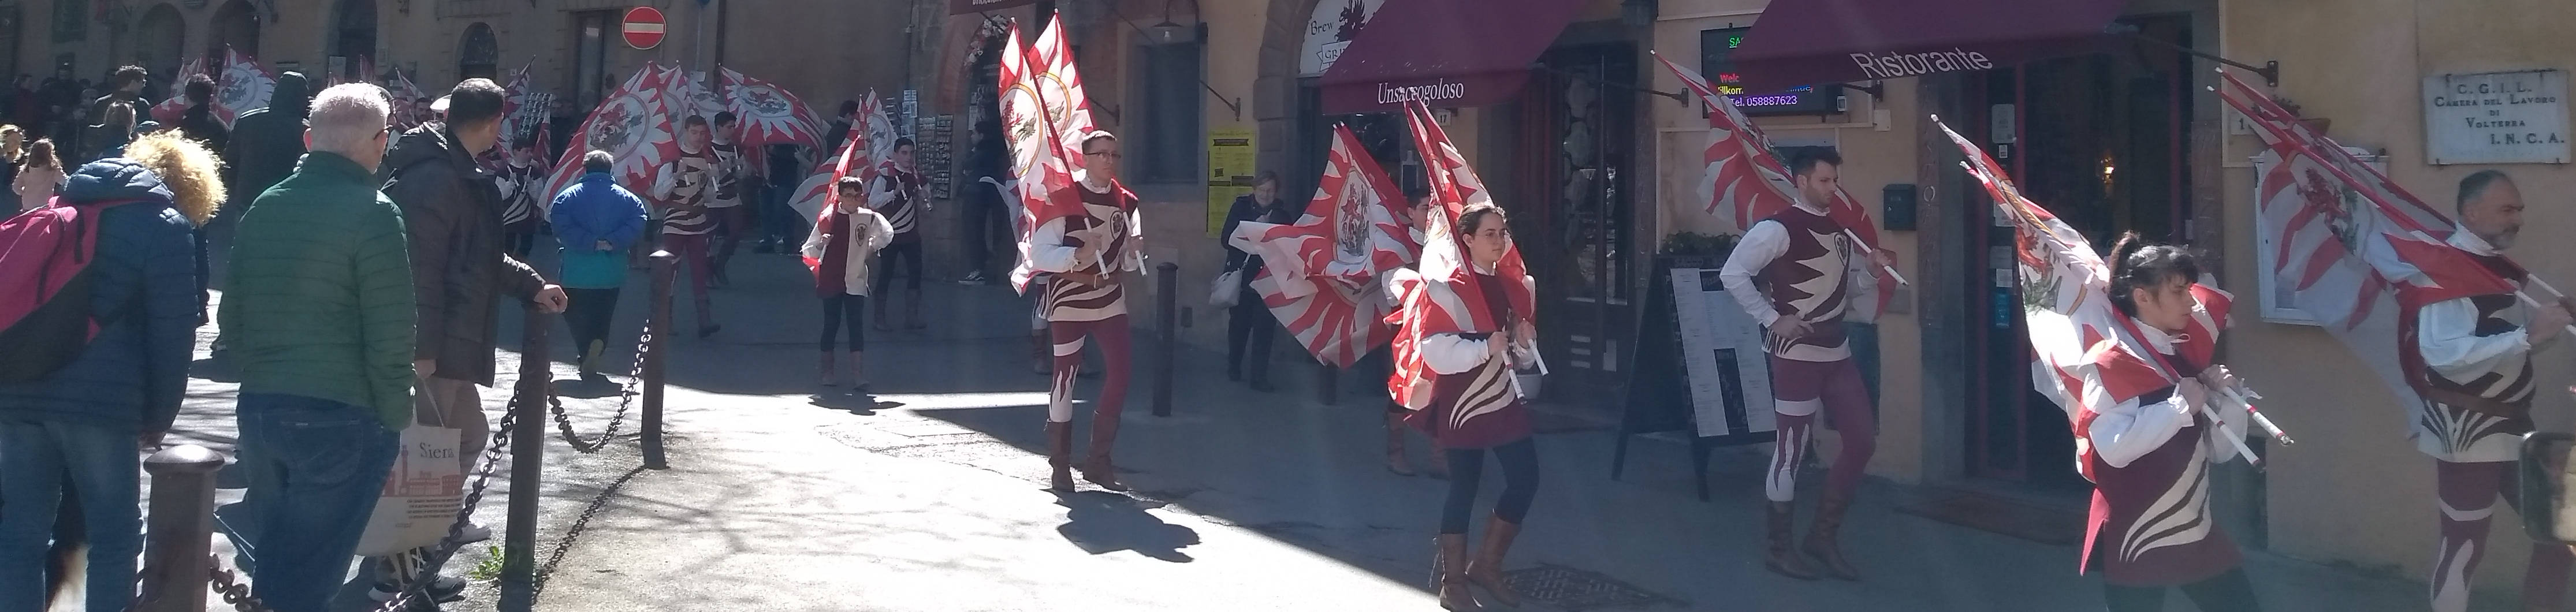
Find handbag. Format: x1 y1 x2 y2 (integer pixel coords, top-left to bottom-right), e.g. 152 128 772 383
1208 269 1244 308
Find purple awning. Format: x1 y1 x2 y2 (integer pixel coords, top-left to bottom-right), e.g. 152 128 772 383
1316 0 1587 114
1729 0 2128 91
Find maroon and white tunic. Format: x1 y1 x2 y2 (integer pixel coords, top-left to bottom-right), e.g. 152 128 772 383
651 148 719 236
1402 268 1537 449
2404 228 2547 463
2076 318 2250 587
1030 177 1143 322
870 165 925 243
706 139 750 210
1718 202 1853 363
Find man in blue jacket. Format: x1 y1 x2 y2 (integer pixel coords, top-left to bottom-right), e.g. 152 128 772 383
550 150 649 383
0 143 213 612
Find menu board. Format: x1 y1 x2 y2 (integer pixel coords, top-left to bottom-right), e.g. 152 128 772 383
1668 267 1776 438
920 114 956 200
1206 127 1256 237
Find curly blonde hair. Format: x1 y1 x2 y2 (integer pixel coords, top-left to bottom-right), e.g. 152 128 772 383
121 131 226 225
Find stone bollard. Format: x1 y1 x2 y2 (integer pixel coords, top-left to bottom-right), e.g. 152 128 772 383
1153 261 1178 417
643 249 675 469
134 444 224 612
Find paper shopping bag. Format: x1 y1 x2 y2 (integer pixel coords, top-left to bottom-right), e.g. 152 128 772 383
355 424 466 556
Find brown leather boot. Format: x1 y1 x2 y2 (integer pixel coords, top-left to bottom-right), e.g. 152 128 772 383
818 352 836 386
1079 411 1130 492
1433 535 1484 611
1425 436 1451 480
1044 421 1075 492
1805 492 1861 581
1466 517 1523 608
847 351 868 391
1384 413 1417 476
1765 501 1820 580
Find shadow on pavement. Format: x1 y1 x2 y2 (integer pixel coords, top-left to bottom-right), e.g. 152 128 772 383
1055 492 1202 563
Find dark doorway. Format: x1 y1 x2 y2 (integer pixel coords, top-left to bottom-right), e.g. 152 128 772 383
132 3 183 84
571 10 612 111
1513 43 1639 404
211 0 259 58
457 23 498 83
1963 14 2195 494
333 0 375 82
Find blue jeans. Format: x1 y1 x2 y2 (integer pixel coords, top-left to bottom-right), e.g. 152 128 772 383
0 418 140 612
232 393 399 612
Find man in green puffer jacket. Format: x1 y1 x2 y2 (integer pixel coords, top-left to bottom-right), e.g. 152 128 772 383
217 83 422 612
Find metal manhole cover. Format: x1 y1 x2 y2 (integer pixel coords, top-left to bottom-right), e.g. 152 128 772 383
1504 563 1684 611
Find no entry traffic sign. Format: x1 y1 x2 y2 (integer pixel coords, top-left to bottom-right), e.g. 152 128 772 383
622 7 667 50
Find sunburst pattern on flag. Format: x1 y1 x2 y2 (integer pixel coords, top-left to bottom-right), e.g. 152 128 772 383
539 64 680 206
718 67 825 149
789 92 894 224
1651 51 1896 316
1002 17 1086 294
1227 124 1419 367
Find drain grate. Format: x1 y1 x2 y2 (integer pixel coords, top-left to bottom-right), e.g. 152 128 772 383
1504 564 1685 611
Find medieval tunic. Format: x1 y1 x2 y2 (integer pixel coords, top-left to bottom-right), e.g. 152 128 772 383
1030 177 1143 322
870 165 925 244
2079 316 2250 587
2408 228 2547 464
651 148 719 236
1718 202 1852 363
706 139 750 210
1405 266 1537 449
494 159 543 233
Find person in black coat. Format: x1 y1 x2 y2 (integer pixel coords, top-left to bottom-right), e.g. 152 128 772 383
1219 171 1296 392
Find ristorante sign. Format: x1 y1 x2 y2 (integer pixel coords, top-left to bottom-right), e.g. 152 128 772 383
1848 48 1997 80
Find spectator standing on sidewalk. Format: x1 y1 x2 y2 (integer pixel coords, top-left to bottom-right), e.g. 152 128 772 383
550 150 649 384
870 137 927 331
225 72 312 202
15 138 63 213
0 131 213 612
174 74 229 157
80 67 145 163
652 114 723 338
755 141 806 253
958 120 1008 286
0 125 23 214
218 85 422 611
378 77 568 602
706 111 757 286
805 176 894 389
1219 171 1294 393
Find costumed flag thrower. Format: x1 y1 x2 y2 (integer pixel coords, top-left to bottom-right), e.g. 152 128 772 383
1225 124 1421 367
2215 69 2554 449
1650 51 1904 315
1386 100 1541 412
539 64 681 207
1934 115 2277 472
147 56 209 126
1002 14 1089 294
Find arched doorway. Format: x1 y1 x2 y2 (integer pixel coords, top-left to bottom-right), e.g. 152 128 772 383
456 23 497 82
131 3 183 85
211 0 260 58
332 0 375 82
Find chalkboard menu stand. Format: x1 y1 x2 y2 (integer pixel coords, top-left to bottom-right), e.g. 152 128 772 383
1611 255 1774 502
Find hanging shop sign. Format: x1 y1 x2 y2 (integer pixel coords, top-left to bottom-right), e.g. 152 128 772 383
1301 0 1386 77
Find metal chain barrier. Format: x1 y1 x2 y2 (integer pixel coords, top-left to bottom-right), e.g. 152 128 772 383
552 317 653 453
205 554 270 611
529 464 648 598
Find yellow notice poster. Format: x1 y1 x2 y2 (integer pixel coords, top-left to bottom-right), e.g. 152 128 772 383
1207 128 1256 237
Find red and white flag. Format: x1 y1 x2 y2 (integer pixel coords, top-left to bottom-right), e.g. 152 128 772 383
1386 100 1538 411
539 64 680 206
1651 51 1896 316
147 56 209 126
1935 116 2240 480
2215 69 2521 415
1026 12 1097 173
717 66 825 149
1227 124 1419 367
212 48 275 128
788 91 892 223
1002 18 1086 294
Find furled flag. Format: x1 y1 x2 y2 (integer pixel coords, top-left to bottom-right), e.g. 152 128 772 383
2214 69 2523 426
1385 100 1538 412
1002 18 1085 294
1934 115 2244 482
1651 50 1897 316
1226 124 1420 367
212 47 276 128
718 67 825 149
788 91 893 223
147 56 209 126
539 64 680 207
1026 12 1096 173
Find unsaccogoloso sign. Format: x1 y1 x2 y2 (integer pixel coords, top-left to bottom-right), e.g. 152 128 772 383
2422 69 2569 165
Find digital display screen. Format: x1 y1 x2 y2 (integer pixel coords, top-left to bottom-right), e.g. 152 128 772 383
1702 28 1841 115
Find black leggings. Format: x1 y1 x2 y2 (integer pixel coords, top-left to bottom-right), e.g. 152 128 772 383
2102 568 2261 612
563 288 621 362
1441 437 1539 533
876 242 923 293
820 294 868 352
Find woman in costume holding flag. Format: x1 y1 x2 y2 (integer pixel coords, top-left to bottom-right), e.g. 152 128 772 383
2075 235 2262 612
1392 202 1539 612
